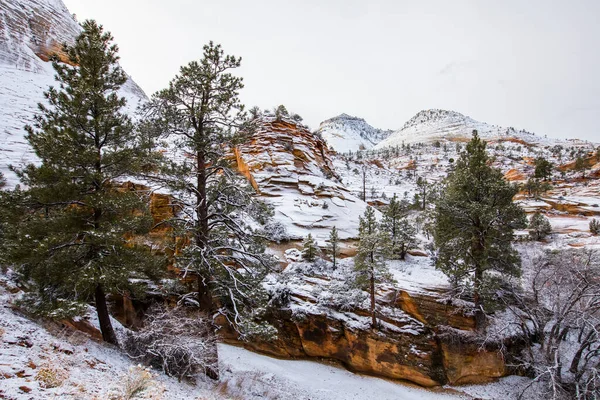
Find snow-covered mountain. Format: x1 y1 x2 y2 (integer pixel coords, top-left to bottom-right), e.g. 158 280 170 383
375 109 559 149
0 0 147 187
317 113 392 153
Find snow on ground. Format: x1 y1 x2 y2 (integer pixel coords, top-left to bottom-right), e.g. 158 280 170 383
220 343 463 400
1 269 521 400
0 273 224 399
388 256 450 293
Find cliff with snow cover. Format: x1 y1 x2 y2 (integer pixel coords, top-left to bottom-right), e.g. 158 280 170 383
0 0 147 186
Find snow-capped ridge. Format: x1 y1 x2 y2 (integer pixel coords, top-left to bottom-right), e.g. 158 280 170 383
376 108 556 149
317 113 392 153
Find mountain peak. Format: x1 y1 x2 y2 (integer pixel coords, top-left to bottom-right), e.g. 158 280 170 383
317 114 391 153
375 108 551 149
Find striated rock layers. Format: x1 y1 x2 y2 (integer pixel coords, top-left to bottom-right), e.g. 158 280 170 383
218 274 522 387
234 117 372 241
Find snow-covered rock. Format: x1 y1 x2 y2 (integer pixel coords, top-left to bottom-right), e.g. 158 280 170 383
236 117 375 240
317 113 392 153
376 109 567 148
0 0 147 187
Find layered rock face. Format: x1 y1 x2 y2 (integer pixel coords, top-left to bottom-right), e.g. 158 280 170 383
220 280 515 387
0 0 79 71
235 117 373 241
0 0 147 187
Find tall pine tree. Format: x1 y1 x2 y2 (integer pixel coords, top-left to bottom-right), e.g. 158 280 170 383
433 131 526 329
143 42 275 352
354 206 392 329
7 21 161 346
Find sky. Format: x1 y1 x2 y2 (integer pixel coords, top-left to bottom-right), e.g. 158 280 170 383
61 0 600 141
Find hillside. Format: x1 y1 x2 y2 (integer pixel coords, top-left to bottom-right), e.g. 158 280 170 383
0 0 147 187
374 109 591 148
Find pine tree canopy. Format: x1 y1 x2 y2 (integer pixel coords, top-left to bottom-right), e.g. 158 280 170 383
5 20 163 346
433 131 526 323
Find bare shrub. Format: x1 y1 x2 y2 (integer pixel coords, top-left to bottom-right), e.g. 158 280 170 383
123 305 218 382
506 249 600 399
35 363 68 388
108 365 164 400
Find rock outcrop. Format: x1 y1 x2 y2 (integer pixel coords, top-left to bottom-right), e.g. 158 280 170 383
0 0 147 187
221 283 517 387
234 117 373 240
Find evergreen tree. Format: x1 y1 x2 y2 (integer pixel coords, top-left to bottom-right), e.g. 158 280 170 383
528 212 552 241
302 233 319 262
395 218 418 260
433 131 526 329
6 21 162 346
575 156 587 179
381 194 411 259
142 42 276 356
534 157 553 181
590 219 600 235
354 206 392 329
327 226 340 269
415 176 429 210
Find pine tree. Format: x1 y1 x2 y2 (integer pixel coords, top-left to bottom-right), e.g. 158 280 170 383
381 194 412 260
534 157 553 181
415 176 429 210
302 233 319 262
590 219 600 235
327 226 340 269
354 206 392 329
575 156 587 179
433 131 526 329
395 218 418 260
6 21 161 346
528 212 552 241
142 42 276 354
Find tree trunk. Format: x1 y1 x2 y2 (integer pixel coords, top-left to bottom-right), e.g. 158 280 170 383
473 266 486 330
194 128 219 381
370 270 376 329
95 284 119 346
362 169 366 202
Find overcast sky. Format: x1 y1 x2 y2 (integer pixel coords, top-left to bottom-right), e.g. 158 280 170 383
62 0 599 141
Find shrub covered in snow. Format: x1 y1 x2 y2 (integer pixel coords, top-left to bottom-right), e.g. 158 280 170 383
123 306 218 382
528 212 552 241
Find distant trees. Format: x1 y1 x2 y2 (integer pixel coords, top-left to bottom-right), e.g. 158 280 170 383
4 21 162 346
529 212 552 241
354 206 392 329
433 131 526 328
524 177 551 199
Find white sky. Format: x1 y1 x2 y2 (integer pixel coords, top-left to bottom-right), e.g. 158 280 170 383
62 0 600 141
